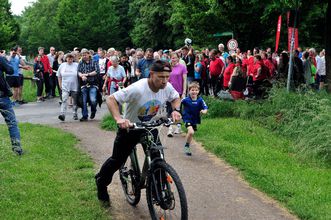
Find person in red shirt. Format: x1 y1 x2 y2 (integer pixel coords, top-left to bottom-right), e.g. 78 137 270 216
252 55 268 98
35 47 52 98
208 49 224 96
261 51 275 78
223 56 235 90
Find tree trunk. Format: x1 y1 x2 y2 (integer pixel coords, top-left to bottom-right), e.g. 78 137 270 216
326 3 331 93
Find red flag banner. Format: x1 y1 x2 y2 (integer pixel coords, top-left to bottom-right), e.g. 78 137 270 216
275 15 282 52
288 27 299 51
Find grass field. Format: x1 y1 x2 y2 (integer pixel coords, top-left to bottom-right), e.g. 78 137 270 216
0 124 110 219
194 118 331 220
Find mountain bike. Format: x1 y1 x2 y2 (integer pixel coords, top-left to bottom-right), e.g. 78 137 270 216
119 118 188 220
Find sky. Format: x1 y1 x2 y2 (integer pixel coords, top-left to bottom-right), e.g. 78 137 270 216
10 0 37 15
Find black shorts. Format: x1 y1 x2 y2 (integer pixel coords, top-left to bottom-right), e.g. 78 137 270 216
19 74 24 86
320 75 326 83
185 122 197 131
6 76 20 88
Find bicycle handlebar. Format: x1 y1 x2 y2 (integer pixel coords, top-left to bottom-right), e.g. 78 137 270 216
130 118 173 129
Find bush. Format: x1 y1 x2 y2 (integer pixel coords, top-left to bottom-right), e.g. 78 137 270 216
101 114 117 131
204 88 331 165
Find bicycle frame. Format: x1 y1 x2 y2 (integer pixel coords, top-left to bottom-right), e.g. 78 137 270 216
130 124 166 189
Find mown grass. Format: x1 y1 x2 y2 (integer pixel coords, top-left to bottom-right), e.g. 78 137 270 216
0 124 110 219
22 70 36 102
195 118 331 220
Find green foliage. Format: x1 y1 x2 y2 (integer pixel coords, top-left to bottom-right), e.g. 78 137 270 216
56 0 121 50
0 124 110 219
19 0 61 54
129 0 173 49
101 114 118 131
195 118 331 220
0 0 19 50
15 0 328 54
204 88 331 165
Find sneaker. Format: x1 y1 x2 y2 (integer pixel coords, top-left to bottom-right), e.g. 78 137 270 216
73 114 78 120
184 146 192 156
12 146 23 156
58 114 65 121
90 112 96 119
167 127 173 137
80 117 88 122
95 175 110 204
37 99 42 103
18 100 27 104
174 125 182 134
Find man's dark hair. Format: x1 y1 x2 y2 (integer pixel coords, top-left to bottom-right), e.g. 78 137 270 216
146 48 153 53
181 46 189 51
254 54 262 61
150 60 171 72
210 49 217 55
11 46 18 52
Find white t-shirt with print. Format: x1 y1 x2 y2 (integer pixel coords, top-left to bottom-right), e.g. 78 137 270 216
57 62 79 91
113 78 179 122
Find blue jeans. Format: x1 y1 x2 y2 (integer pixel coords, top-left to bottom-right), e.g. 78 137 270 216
81 86 97 118
0 96 21 147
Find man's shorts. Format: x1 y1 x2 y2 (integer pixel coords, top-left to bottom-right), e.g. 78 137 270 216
6 76 20 88
185 122 197 131
320 75 326 83
19 74 24 86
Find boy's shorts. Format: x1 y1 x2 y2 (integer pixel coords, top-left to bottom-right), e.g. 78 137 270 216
19 74 24 86
185 122 197 131
6 76 20 88
320 75 326 83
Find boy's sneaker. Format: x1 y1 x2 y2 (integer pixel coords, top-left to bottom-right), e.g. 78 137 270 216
58 114 65 121
184 146 192 156
167 127 173 137
174 125 182 134
12 146 23 156
73 113 78 120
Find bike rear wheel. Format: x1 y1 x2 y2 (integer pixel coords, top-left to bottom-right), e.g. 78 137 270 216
146 161 188 220
119 153 141 206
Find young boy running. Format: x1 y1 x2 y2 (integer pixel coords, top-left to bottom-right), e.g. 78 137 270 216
181 81 208 156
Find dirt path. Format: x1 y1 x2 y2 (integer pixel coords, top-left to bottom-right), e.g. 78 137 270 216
4 98 298 220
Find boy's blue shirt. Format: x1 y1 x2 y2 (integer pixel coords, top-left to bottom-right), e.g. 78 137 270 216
181 96 208 125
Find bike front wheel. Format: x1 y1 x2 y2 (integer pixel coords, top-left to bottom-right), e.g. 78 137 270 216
119 153 141 206
146 161 188 220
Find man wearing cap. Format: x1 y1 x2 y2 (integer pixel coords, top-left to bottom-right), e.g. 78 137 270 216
0 55 23 155
36 47 52 98
95 60 181 204
78 48 100 121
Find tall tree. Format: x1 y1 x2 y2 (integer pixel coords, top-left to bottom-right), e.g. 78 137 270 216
0 0 19 50
56 0 121 51
19 0 61 55
129 0 173 49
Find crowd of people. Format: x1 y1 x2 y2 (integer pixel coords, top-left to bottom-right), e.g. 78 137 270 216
0 41 327 156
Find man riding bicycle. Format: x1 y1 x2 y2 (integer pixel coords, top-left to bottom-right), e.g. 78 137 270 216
95 60 182 204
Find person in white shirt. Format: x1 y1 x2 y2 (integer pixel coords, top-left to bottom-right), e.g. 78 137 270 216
316 50 326 90
95 60 182 204
57 53 79 121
